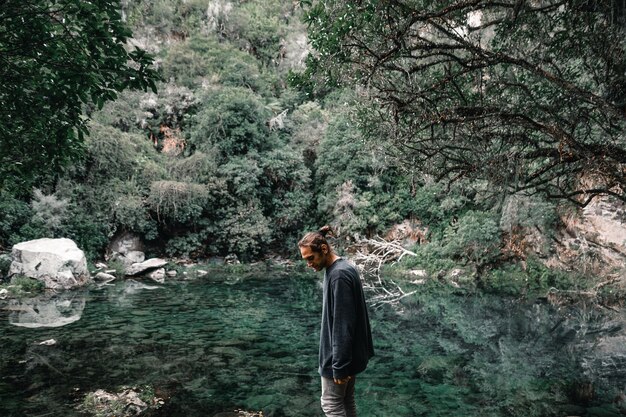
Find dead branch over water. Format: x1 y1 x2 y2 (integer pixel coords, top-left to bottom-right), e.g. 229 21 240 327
352 236 418 308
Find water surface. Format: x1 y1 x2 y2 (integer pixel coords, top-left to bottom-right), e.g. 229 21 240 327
1 270 625 417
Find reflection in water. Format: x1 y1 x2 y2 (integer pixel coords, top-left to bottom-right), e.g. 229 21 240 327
7 290 86 328
0 273 624 417
112 278 164 308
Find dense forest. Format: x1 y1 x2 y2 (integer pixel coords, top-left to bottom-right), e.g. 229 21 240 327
1 0 625 293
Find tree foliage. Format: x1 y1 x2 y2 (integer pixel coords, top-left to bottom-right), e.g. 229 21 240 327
0 0 159 195
2 0 591 269
301 0 626 206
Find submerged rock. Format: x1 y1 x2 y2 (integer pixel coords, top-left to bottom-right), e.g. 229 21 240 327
81 387 163 417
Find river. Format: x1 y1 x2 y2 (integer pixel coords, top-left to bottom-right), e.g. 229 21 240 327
0 268 625 416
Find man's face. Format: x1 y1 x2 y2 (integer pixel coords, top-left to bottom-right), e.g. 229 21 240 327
300 245 327 272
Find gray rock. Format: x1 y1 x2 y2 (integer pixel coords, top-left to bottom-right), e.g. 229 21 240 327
94 272 116 283
147 268 165 284
225 254 240 265
108 232 143 255
125 250 145 264
109 252 135 268
9 238 90 290
166 270 177 277
125 258 168 276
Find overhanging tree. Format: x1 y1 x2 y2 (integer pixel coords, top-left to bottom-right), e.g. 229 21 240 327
0 0 158 195
299 0 626 206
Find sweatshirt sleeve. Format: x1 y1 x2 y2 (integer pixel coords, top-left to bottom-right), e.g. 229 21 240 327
330 274 356 379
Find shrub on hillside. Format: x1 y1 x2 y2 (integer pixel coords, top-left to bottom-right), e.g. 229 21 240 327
442 210 501 268
0 192 32 249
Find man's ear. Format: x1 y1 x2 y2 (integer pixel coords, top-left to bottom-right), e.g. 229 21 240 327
321 244 328 254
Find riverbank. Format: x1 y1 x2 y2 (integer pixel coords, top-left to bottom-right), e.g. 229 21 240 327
2 250 625 312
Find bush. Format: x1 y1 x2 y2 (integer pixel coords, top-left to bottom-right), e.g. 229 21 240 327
0 192 32 249
483 258 585 296
442 210 501 267
1 275 45 297
91 89 146 133
525 257 584 291
162 35 273 92
59 206 111 262
165 231 208 258
0 255 11 279
147 180 210 224
107 258 128 277
83 122 162 183
397 243 457 276
482 264 529 296
30 189 69 236
187 86 275 158
210 202 272 260
500 194 557 235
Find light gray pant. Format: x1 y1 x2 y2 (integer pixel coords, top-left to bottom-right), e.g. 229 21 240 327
320 376 357 417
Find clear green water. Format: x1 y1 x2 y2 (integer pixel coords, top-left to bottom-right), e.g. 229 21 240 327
1 270 625 417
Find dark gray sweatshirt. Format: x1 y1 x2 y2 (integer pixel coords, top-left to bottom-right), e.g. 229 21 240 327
319 258 374 379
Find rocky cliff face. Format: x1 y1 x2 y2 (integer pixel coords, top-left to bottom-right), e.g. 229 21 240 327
552 196 626 278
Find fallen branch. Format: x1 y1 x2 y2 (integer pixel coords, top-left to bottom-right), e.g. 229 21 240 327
351 236 419 308
352 235 417 279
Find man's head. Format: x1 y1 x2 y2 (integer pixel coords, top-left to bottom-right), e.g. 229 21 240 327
298 225 335 272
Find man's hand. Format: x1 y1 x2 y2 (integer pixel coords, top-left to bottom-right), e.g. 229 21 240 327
333 376 352 385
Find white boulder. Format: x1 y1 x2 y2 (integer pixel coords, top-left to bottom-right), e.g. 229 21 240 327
9 238 90 289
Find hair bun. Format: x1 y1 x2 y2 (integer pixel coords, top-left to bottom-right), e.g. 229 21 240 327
318 225 335 238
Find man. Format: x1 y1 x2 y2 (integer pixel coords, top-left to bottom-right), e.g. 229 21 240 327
298 226 374 417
